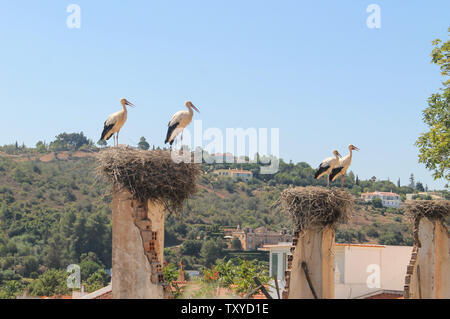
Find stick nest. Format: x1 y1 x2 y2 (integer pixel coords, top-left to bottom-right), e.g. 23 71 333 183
277 186 354 234
97 148 201 213
404 200 450 223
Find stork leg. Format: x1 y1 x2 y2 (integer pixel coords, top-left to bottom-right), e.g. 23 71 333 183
327 175 330 187
117 131 120 147
341 175 344 189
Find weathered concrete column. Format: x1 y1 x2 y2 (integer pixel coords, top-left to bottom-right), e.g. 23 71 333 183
279 186 353 299
404 200 450 299
112 189 167 299
287 226 335 299
98 148 200 299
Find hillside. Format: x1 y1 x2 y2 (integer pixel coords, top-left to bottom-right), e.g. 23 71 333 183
1 147 448 297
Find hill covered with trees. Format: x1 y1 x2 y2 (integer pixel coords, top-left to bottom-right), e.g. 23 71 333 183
0 134 448 298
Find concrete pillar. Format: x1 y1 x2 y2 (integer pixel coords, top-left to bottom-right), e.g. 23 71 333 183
404 218 450 299
286 226 335 299
112 189 170 299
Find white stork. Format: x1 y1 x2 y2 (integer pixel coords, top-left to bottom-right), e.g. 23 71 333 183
165 101 200 147
329 144 359 188
100 98 135 146
314 150 342 187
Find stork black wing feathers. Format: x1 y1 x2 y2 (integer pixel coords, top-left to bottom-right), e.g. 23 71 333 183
100 123 115 141
165 122 179 145
314 164 329 179
329 166 343 182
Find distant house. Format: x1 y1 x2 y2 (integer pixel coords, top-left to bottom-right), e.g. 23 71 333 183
214 168 253 181
224 226 291 251
361 191 402 208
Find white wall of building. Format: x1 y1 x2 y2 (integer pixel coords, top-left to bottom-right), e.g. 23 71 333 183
264 243 412 299
335 245 412 298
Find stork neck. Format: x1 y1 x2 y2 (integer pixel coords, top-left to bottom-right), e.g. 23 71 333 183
121 104 128 112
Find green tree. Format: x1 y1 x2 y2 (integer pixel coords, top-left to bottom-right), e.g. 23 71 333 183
416 28 450 182
202 258 270 297
231 237 243 250
138 137 150 150
200 239 225 267
97 139 107 148
371 197 383 208
409 173 415 189
85 269 109 292
416 182 425 192
180 240 202 257
49 132 89 151
79 252 104 281
28 269 71 297
36 141 47 153
0 280 24 299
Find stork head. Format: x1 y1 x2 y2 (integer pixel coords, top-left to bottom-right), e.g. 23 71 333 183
120 98 135 108
333 150 342 158
186 101 200 113
348 144 359 151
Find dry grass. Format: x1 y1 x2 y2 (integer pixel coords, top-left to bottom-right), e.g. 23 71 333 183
276 186 354 234
97 148 201 214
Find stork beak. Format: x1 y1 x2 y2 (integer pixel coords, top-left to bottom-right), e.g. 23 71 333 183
191 104 200 113
337 152 342 158
126 100 135 108
353 146 360 151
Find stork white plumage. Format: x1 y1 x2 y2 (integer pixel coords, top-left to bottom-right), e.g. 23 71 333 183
329 144 359 188
100 98 135 147
165 101 200 147
314 150 342 187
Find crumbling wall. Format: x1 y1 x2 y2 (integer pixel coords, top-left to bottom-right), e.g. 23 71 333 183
97 148 201 299
403 200 450 299
285 227 335 299
404 218 450 299
112 189 170 299
277 187 353 299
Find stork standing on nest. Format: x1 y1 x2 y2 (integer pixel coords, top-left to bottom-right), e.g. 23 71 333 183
314 150 342 187
329 144 359 188
100 98 135 147
165 101 200 147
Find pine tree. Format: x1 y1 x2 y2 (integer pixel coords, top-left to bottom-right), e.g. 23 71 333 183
409 174 415 189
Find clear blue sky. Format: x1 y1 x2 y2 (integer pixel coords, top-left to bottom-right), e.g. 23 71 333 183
0 1 449 189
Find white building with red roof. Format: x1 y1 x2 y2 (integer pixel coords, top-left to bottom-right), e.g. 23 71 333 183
361 191 402 208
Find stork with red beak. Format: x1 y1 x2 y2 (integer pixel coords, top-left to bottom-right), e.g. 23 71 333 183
165 101 200 147
314 150 342 187
100 98 135 147
329 144 359 188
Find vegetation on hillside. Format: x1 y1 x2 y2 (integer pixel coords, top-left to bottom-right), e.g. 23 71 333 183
0 131 448 298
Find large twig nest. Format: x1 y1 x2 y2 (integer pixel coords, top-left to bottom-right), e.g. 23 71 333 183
97 148 201 214
403 200 449 247
277 186 354 234
404 200 449 223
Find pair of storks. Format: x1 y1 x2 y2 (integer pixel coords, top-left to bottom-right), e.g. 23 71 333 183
99 98 357 189
314 145 359 188
100 99 199 147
